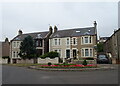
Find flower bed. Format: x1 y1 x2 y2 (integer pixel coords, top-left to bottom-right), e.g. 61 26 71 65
39 64 97 68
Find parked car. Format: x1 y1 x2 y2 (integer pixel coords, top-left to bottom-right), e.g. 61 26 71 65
97 54 109 64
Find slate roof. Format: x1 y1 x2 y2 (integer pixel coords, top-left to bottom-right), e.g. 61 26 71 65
12 31 49 41
50 27 96 38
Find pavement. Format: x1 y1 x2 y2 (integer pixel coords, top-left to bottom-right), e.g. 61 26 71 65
2 65 119 84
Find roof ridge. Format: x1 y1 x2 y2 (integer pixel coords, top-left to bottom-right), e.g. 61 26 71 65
57 26 94 31
22 31 49 35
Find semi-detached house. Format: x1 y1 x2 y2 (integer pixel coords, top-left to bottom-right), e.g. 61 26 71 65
10 27 52 63
49 21 97 62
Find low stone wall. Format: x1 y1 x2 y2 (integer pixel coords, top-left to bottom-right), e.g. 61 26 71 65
17 59 34 64
38 57 59 64
0 58 8 64
72 60 96 64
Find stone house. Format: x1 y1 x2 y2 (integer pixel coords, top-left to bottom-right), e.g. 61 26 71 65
49 21 97 62
2 38 10 58
104 28 120 64
10 27 52 63
0 38 10 64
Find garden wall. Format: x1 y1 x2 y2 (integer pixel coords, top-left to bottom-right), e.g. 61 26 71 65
17 59 34 64
0 58 8 64
38 57 59 64
72 60 96 64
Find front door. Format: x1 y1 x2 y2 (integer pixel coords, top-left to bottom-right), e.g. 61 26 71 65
66 50 70 58
13 59 17 64
73 49 77 59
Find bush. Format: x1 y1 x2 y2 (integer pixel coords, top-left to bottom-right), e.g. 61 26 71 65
40 51 59 59
2 56 9 59
82 59 87 66
85 58 94 60
48 62 52 66
59 58 63 63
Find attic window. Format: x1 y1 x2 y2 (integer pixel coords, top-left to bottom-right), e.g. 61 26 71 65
84 32 90 35
76 31 80 33
15 37 20 40
88 30 91 32
37 34 42 38
54 34 59 37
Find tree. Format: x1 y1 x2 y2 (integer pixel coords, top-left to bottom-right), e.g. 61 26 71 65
97 42 104 52
19 35 36 60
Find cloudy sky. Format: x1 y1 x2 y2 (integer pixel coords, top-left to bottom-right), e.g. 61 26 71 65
0 0 118 41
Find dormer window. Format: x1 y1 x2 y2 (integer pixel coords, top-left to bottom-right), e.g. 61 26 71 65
54 34 59 37
76 31 80 33
84 32 90 35
36 34 42 38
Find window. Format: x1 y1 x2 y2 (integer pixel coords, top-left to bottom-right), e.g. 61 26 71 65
90 36 92 43
55 39 57 45
81 48 93 57
85 49 89 56
67 38 69 45
17 52 19 57
82 49 84 57
59 50 61 57
90 49 92 56
81 36 92 44
73 50 77 59
73 38 76 44
59 39 60 45
13 52 15 57
55 50 57 52
36 40 39 46
40 40 42 47
13 42 16 48
17 42 19 48
85 37 89 43
66 50 70 58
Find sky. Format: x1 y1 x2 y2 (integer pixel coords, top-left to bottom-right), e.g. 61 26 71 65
0 0 119 41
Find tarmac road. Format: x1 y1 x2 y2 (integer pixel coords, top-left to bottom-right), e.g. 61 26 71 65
2 65 119 84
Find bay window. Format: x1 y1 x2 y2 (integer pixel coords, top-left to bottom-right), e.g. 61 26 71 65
81 48 93 57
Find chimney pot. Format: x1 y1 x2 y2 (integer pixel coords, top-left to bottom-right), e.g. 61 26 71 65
18 29 22 35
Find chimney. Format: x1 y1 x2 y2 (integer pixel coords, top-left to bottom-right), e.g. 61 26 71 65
5 37 9 42
94 21 97 28
93 21 97 34
18 29 22 35
54 25 58 33
49 26 53 34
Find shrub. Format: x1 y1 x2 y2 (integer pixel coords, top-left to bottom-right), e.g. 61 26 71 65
40 51 59 59
85 58 94 60
48 62 52 66
59 58 63 63
2 56 9 59
82 59 87 66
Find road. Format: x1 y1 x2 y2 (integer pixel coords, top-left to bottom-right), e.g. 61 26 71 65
2 65 118 84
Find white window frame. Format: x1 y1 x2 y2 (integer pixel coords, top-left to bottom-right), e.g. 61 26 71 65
81 48 93 57
54 39 57 45
72 37 77 45
13 41 16 48
58 39 61 45
81 36 92 45
66 38 70 45
17 42 19 48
